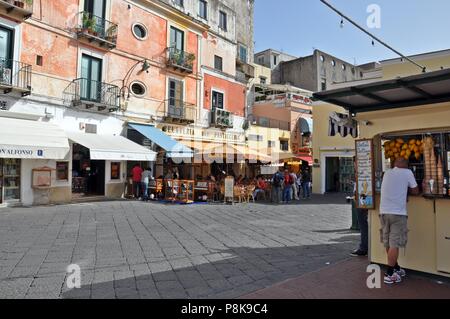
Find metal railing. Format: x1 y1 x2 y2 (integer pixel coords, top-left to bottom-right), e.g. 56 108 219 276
254 92 313 106
162 99 196 122
250 116 290 131
0 0 33 14
65 78 120 111
235 70 247 84
75 11 118 47
167 47 195 73
0 58 32 93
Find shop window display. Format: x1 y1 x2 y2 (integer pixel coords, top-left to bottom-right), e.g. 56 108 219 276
0 159 21 203
56 162 69 181
382 132 450 197
111 162 120 180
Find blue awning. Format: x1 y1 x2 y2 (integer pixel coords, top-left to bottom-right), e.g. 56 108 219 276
299 117 313 133
129 124 193 158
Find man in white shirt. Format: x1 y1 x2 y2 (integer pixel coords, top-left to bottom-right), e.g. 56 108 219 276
141 167 153 201
380 158 419 284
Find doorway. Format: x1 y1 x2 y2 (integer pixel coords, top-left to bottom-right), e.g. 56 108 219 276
325 157 340 192
0 26 14 86
72 143 105 197
81 54 102 102
325 157 355 193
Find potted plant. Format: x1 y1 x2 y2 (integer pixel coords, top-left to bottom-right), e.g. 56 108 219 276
105 25 117 42
185 53 195 69
171 49 182 66
82 13 95 35
24 0 32 9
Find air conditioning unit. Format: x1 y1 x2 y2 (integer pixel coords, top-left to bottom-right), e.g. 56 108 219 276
0 68 12 85
212 108 233 128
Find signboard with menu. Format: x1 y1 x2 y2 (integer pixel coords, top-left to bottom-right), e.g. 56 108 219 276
224 176 234 202
355 139 375 209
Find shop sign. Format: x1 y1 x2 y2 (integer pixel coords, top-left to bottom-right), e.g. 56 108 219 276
224 176 234 199
355 139 375 209
289 94 313 105
0 147 44 158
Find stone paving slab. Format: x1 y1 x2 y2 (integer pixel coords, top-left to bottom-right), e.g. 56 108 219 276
0 195 358 299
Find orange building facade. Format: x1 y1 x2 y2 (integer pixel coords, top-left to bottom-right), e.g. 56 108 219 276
250 86 314 167
0 0 254 206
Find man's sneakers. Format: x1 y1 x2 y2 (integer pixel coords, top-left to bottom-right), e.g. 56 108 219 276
395 267 407 278
384 272 402 284
350 249 368 257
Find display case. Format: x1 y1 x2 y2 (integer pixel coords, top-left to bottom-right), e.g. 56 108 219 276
72 177 87 194
1 159 21 203
194 181 213 202
148 179 164 199
381 131 450 198
178 180 194 203
164 179 194 203
32 167 52 189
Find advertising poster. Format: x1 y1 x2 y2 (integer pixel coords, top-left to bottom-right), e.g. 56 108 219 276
355 139 375 209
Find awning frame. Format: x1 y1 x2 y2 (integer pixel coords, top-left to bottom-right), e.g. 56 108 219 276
313 69 450 114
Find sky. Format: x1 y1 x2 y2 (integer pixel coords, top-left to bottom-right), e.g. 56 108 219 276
254 0 450 65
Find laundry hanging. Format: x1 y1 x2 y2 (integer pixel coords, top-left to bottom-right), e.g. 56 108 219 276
328 112 358 138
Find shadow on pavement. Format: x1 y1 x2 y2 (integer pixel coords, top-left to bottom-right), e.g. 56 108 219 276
62 240 357 299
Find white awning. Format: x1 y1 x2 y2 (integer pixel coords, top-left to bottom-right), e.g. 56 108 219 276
0 117 69 159
67 132 156 161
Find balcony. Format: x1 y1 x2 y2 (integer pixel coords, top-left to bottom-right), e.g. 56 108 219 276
0 0 33 20
254 92 313 108
211 108 233 128
236 54 255 80
250 116 291 131
160 99 196 124
75 11 118 49
166 47 195 73
64 78 120 113
0 58 32 96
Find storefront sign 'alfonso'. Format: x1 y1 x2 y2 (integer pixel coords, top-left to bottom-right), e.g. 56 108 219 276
0 148 42 158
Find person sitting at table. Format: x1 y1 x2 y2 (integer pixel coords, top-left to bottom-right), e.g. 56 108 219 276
253 176 267 201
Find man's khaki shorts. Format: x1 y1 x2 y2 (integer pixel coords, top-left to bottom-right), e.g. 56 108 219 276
379 214 408 248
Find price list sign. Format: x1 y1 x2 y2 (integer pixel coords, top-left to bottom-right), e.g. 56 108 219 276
355 139 375 209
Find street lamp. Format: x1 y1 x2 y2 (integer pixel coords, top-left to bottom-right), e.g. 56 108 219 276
119 59 150 99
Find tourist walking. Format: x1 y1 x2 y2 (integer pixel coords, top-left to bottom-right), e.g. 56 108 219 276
131 164 143 199
141 167 152 201
302 168 312 199
290 171 299 200
282 169 293 204
271 168 283 204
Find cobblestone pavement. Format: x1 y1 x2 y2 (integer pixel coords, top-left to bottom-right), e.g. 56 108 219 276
0 195 358 299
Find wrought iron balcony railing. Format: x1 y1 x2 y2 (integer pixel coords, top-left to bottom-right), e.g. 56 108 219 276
65 78 120 112
0 0 33 19
0 58 32 95
167 47 195 73
160 99 196 124
75 11 118 49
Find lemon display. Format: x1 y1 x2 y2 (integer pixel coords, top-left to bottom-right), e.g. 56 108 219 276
384 138 424 162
